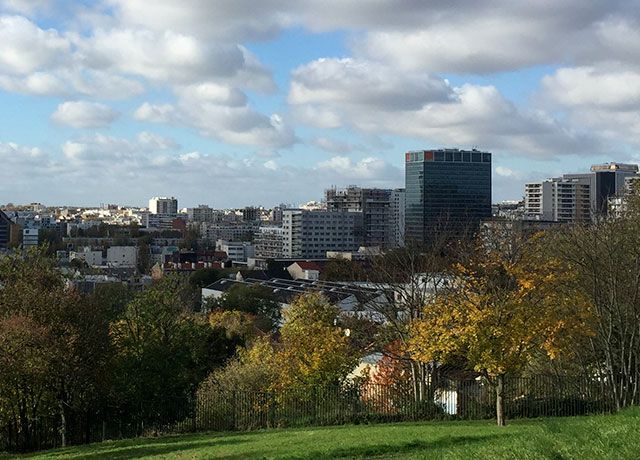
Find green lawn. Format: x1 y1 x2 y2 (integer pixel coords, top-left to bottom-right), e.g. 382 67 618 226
6 409 640 459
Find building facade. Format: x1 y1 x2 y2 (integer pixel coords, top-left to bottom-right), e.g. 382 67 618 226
282 210 360 258
0 210 13 250
326 186 393 247
390 189 406 247
254 226 285 258
405 149 492 244
149 196 178 216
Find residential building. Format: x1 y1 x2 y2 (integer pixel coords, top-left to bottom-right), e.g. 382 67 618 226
187 205 216 223
254 226 285 258
216 240 255 263
106 246 138 267
282 209 360 258
22 228 39 247
326 186 393 247
525 163 637 222
149 196 178 216
287 261 322 280
242 206 260 222
200 222 258 242
70 247 103 266
390 189 406 247
405 148 492 244
525 176 591 223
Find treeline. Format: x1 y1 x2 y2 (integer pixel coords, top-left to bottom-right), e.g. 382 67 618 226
2 193 640 450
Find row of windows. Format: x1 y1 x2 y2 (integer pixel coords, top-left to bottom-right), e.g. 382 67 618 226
406 150 492 163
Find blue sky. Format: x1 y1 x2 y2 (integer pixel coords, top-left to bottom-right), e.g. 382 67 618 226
1 0 639 207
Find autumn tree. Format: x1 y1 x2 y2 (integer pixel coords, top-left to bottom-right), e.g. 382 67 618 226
362 241 455 403
273 292 358 391
409 232 593 425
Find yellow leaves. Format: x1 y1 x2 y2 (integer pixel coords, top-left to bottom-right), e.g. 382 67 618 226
408 235 595 379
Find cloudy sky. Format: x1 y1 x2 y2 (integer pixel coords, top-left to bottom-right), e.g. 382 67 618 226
1 0 639 207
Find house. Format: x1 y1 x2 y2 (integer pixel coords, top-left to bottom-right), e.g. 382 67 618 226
287 261 323 280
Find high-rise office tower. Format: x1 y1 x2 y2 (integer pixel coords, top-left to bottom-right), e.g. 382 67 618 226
405 149 492 244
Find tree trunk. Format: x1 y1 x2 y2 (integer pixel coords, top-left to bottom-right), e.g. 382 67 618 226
496 374 505 426
59 400 67 447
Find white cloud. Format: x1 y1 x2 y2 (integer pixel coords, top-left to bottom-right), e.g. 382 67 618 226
134 83 297 149
51 101 119 128
0 15 69 75
133 102 177 123
289 59 597 157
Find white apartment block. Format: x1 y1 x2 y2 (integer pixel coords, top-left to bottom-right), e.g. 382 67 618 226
149 197 178 216
106 246 138 267
22 228 39 247
282 210 360 258
216 240 255 263
525 176 591 223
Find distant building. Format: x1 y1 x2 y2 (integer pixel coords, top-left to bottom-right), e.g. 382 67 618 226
70 247 103 266
0 210 15 250
405 149 492 244
524 162 638 222
106 246 138 267
187 205 216 223
326 186 400 248
525 176 591 223
589 163 638 216
149 197 178 216
242 206 260 222
254 226 285 258
216 240 255 263
282 209 360 258
22 228 39 248
390 189 406 247
287 261 322 280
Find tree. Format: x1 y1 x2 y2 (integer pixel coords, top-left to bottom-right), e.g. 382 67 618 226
273 292 358 391
362 242 455 403
204 284 281 332
320 258 366 282
408 232 593 425
0 249 111 448
110 275 234 425
552 190 640 409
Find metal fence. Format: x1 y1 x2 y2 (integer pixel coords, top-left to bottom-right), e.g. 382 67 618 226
0 375 617 453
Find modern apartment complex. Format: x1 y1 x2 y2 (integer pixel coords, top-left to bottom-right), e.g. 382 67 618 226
282 209 360 258
405 149 492 244
254 226 285 258
524 163 639 222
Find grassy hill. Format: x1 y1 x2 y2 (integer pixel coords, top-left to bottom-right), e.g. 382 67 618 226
6 408 640 459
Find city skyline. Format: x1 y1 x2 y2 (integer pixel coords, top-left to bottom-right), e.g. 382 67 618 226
1 1 640 207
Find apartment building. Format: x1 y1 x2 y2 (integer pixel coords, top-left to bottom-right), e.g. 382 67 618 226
282 209 360 258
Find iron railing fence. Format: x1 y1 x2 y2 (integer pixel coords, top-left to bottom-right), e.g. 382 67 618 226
0 375 619 453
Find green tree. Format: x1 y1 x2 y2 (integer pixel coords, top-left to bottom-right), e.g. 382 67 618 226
110 275 234 424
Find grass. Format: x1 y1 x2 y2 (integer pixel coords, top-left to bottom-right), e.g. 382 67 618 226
4 408 640 459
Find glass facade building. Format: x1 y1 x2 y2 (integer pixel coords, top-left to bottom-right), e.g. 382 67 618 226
405 149 492 245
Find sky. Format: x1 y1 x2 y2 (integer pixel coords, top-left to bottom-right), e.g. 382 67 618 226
1 0 640 208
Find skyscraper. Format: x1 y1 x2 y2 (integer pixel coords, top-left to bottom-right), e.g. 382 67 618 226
149 196 178 216
405 149 492 245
